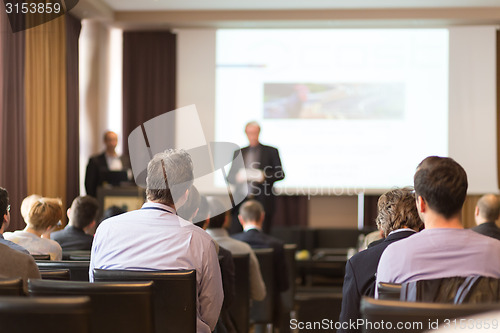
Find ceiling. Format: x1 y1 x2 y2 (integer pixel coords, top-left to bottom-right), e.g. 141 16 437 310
73 0 500 29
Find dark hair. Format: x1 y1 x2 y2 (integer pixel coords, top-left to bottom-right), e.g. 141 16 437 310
238 200 264 223
69 196 99 230
414 156 468 219
206 197 227 229
0 187 8 217
193 196 209 223
100 205 126 225
376 187 423 237
177 186 201 221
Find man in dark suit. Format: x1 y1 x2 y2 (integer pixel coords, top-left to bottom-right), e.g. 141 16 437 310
472 194 500 240
227 121 285 234
85 131 130 197
52 196 99 251
232 199 289 333
338 188 423 333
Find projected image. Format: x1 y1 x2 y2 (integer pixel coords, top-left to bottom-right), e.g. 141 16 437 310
263 83 405 119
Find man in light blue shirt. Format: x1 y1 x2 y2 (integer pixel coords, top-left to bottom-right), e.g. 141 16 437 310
90 149 223 333
376 156 500 296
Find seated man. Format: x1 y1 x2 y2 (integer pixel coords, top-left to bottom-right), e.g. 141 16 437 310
52 196 99 251
90 149 223 333
205 196 266 301
472 194 500 241
338 188 422 333
0 187 29 254
376 156 500 295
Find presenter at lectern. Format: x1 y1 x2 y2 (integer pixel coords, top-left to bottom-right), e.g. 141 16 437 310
227 121 285 234
85 131 131 197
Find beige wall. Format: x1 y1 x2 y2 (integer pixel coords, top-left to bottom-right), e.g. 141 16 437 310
308 196 358 228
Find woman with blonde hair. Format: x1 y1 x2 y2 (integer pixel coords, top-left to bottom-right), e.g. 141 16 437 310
5 197 63 260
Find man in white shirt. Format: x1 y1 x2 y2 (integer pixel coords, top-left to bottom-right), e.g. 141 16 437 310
90 149 223 333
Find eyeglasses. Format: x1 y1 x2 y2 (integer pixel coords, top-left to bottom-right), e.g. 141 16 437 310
6 205 10 212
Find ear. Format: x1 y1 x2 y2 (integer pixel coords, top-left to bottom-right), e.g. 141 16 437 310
238 214 245 226
67 208 71 220
474 206 480 217
259 212 265 224
416 195 426 213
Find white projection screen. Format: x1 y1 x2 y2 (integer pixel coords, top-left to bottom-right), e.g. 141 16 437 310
176 27 497 195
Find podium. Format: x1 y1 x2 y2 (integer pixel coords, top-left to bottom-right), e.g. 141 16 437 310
96 185 145 218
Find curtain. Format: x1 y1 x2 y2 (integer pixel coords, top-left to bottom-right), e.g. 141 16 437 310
272 196 308 227
122 31 176 154
0 10 27 231
65 14 81 207
24 16 67 213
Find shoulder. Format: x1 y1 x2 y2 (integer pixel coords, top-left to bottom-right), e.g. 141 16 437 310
260 144 279 153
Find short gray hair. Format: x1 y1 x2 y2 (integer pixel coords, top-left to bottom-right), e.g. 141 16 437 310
146 149 194 206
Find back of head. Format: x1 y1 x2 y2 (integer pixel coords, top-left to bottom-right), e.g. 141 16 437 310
69 196 99 229
239 200 264 224
146 149 194 208
414 156 468 219
29 198 63 232
0 187 8 217
100 205 126 224
206 197 227 229
21 194 41 223
376 187 423 237
177 186 201 221
477 194 500 222
193 195 209 224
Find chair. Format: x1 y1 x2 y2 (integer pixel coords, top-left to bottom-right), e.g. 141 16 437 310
94 269 196 333
251 248 275 332
377 282 402 300
28 279 154 333
36 260 90 281
0 278 23 296
295 292 343 331
229 253 250 333
360 296 500 333
282 244 297 311
31 254 51 260
0 296 91 333
40 269 71 280
62 250 91 261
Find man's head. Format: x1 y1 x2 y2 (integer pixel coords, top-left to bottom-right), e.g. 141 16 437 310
103 131 118 154
238 200 264 228
245 121 261 147
68 196 99 231
475 194 500 225
0 187 9 232
146 149 194 208
376 188 423 237
177 185 201 222
414 156 468 221
29 198 63 233
206 197 229 229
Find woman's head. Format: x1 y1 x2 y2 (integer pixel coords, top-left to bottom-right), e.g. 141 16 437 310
28 198 63 232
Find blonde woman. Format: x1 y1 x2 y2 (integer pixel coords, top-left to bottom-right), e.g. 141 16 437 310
5 198 63 260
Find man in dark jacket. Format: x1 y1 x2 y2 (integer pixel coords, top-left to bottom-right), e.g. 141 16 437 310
472 194 500 241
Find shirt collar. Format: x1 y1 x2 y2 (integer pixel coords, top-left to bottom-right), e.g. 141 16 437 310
142 202 177 215
244 225 261 232
387 228 417 237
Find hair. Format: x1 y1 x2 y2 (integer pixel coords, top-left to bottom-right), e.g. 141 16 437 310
193 196 209 223
375 187 423 237
145 149 194 206
21 194 42 223
245 121 261 132
177 186 201 221
28 198 63 232
477 194 500 222
206 197 228 229
414 156 468 219
69 196 99 230
0 187 8 217
239 200 264 223
100 205 126 225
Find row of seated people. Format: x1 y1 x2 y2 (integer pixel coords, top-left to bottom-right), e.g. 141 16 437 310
339 156 500 333
0 149 291 333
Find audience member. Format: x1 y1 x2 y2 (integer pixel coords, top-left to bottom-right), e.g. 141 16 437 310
206 196 266 301
232 199 289 332
20 194 41 226
177 185 201 222
0 187 29 254
472 194 500 241
338 188 423 333
5 197 63 260
376 156 500 295
85 131 130 197
52 196 99 251
99 205 126 225
90 149 223 333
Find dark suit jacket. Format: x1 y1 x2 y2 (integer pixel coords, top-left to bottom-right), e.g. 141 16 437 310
231 228 289 293
472 221 500 241
85 152 130 197
338 230 416 333
51 226 94 251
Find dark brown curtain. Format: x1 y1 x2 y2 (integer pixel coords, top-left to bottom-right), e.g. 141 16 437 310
497 30 500 190
65 14 81 207
272 196 308 227
363 194 379 229
0 10 27 231
122 31 176 154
